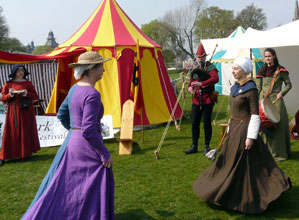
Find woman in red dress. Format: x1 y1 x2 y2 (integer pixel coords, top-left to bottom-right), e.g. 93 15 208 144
0 64 40 166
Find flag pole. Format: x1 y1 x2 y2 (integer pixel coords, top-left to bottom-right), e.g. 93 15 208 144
136 39 144 142
141 107 144 142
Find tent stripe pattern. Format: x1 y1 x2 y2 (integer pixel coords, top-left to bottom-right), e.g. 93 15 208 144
45 0 181 128
0 0 182 128
207 26 264 95
228 26 245 38
59 0 160 48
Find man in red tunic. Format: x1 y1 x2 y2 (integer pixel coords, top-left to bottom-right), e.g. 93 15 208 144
184 44 219 155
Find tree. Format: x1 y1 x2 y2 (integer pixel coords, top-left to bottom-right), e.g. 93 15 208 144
141 20 176 66
141 19 172 48
162 49 176 67
235 4 267 30
195 6 238 40
2 37 27 53
0 7 28 53
32 45 53 55
160 0 206 58
0 6 9 50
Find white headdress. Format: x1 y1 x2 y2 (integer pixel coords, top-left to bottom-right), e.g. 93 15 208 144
233 57 253 74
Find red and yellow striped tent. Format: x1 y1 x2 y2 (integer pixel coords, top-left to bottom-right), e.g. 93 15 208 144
1 0 182 128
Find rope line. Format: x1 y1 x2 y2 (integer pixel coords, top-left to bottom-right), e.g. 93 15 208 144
155 69 192 156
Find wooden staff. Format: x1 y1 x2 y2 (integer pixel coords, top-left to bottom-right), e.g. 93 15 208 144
205 126 227 162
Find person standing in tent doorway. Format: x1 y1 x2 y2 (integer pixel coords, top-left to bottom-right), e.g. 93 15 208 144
256 48 292 161
184 44 219 155
22 52 114 220
0 64 40 166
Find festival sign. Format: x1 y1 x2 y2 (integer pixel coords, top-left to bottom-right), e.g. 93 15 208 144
0 114 114 148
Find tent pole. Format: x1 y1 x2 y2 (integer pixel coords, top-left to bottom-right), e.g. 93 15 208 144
141 108 144 142
250 48 253 78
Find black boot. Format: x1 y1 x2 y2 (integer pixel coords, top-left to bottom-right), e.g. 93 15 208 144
0 160 5 166
184 144 198 154
204 145 211 155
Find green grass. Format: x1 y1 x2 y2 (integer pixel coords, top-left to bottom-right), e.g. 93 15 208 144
0 95 299 220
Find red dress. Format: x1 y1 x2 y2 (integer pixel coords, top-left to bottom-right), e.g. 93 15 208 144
0 80 40 160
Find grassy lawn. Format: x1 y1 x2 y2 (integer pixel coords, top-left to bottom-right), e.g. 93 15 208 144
0 87 298 219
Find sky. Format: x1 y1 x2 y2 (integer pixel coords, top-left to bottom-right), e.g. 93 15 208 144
0 0 296 46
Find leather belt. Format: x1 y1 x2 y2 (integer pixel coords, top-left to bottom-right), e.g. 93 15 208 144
230 115 250 121
71 127 81 130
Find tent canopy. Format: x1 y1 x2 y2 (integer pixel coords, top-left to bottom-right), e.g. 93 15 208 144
202 21 299 115
203 26 263 95
0 0 182 127
44 0 182 127
45 0 161 59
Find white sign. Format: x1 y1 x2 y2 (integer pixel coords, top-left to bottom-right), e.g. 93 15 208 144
36 115 69 147
0 114 114 148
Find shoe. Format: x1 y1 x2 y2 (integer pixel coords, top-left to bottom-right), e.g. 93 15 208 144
184 144 198 154
0 160 5 166
204 145 211 155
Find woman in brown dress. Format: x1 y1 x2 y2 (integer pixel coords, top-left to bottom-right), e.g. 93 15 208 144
193 57 291 214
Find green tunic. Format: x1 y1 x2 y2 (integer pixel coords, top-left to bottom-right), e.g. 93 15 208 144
255 70 292 161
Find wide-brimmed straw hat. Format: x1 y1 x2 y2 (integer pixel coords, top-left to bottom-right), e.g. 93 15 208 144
69 51 111 68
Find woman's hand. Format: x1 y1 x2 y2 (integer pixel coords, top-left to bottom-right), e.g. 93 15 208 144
191 81 202 87
276 92 283 100
8 88 16 97
22 89 27 97
245 138 253 150
103 156 113 168
187 86 193 94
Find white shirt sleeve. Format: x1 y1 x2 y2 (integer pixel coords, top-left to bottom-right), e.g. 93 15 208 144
247 114 260 139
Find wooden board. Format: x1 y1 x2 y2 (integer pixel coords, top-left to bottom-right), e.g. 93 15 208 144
119 100 134 155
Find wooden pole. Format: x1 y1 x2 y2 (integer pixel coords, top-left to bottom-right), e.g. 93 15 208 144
141 107 144 142
250 48 253 78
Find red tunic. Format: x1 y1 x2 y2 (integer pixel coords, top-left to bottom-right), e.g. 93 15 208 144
0 80 40 160
188 69 219 105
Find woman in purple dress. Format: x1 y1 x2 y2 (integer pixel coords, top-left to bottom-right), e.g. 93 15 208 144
22 51 114 220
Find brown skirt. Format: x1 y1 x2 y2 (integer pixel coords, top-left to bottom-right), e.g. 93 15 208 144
193 133 291 214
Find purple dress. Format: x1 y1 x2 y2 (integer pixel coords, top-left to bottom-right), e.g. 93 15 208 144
22 85 114 220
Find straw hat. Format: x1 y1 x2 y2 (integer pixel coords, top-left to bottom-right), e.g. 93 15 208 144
69 51 111 68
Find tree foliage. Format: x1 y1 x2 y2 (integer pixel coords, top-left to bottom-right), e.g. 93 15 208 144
2 37 27 53
160 0 206 58
138 1 268 64
161 49 176 66
195 6 238 40
32 45 53 55
235 4 267 30
0 7 28 53
141 19 172 48
141 20 177 65
0 6 9 50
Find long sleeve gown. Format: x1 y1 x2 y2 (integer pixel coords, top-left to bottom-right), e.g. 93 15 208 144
0 80 40 160
22 84 114 220
193 81 291 214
